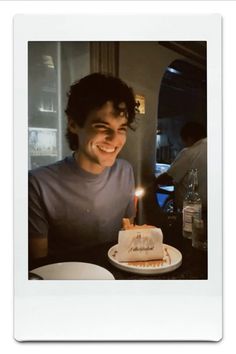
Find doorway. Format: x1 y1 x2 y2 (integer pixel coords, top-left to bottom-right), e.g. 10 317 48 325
155 58 207 213
156 59 207 165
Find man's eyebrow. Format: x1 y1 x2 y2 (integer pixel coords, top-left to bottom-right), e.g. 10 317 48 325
91 119 128 126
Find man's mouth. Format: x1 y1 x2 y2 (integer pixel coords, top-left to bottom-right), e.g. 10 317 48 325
95 144 117 153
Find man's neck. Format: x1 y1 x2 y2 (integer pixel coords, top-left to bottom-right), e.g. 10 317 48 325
74 151 105 175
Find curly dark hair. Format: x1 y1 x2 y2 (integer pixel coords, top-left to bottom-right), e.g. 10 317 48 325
65 73 137 151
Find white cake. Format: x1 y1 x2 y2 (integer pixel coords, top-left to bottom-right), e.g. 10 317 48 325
117 219 164 262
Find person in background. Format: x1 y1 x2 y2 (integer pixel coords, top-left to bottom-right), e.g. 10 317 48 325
156 121 207 213
29 73 137 267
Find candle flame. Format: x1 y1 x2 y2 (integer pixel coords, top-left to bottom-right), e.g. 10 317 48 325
135 187 145 198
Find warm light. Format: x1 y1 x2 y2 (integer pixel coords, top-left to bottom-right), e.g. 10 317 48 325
135 188 145 198
134 188 145 215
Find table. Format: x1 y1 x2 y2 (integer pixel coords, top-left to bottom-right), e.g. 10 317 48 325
29 217 207 280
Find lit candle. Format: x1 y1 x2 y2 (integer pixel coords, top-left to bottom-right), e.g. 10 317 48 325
134 187 145 213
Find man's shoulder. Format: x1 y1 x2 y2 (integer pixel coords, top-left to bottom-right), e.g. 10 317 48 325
191 137 207 149
115 158 133 171
170 147 189 165
168 147 190 176
29 157 70 180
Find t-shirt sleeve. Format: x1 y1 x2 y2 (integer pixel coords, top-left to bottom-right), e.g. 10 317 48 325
167 148 191 183
124 164 136 218
28 172 49 238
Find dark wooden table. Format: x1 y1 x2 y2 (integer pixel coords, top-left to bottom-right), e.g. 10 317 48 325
29 217 207 280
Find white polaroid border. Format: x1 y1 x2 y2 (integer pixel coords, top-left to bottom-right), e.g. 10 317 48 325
14 13 222 341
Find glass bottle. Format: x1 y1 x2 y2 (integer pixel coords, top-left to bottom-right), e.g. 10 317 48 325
182 168 202 239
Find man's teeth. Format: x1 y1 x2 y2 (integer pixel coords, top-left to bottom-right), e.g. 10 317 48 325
96 145 116 153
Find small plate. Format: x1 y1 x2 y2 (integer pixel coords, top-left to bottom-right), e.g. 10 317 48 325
108 244 182 275
31 262 115 280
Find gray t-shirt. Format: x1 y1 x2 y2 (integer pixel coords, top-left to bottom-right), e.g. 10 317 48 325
29 156 135 257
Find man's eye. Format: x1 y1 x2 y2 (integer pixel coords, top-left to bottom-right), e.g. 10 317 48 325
93 124 107 130
119 127 127 133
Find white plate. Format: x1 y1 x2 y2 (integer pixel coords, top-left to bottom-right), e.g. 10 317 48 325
108 244 182 275
31 262 115 280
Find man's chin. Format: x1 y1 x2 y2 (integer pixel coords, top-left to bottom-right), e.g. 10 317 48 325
99 156 117 168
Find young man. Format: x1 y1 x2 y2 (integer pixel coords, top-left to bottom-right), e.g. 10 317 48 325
156 121 207 212
29 73 137 265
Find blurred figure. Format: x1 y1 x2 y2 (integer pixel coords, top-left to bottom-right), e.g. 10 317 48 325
156 121 207 213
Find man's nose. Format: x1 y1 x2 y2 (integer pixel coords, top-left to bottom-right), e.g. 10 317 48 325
105 129 118 141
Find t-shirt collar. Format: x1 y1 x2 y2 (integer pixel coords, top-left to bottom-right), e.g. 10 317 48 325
66 153 109 180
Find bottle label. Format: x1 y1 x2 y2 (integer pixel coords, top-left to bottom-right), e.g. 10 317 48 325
183 205 201 233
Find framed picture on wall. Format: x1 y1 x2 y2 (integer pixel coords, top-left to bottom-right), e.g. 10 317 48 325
14 12 222 341
28 127 57 156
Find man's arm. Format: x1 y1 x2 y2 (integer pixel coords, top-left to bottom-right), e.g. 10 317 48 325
156 172 173 186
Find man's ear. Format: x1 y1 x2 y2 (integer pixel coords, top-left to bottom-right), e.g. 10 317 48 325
67 118 78 134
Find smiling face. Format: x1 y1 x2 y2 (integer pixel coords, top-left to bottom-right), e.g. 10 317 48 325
68 101 128 174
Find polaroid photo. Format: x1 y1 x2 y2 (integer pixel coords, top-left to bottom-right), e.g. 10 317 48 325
14 13 222 341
